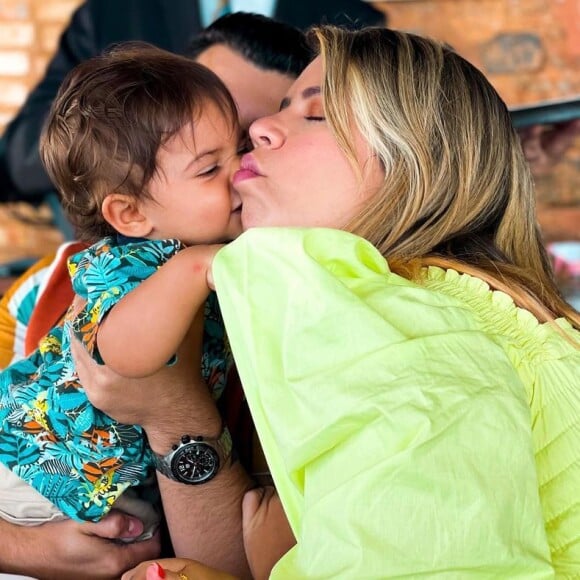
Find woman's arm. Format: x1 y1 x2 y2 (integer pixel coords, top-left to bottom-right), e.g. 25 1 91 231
213 228 556 577
97 245 222 378
0 510 160 580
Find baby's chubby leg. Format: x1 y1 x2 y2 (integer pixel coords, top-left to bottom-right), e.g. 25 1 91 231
242 486 296 580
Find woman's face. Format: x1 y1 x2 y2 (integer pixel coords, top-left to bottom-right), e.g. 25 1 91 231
233 57 384 230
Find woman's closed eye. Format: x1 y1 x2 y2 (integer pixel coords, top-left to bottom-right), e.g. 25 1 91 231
305 116 325 122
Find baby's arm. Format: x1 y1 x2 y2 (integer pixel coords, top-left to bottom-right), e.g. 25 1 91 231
96 244 222 378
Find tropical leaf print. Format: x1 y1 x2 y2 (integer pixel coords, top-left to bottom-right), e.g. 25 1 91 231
111 423 144 446
0 236 228 521
37 458 73 476
0 435 40 467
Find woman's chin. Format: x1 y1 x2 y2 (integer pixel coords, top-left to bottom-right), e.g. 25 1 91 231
241 209 290 231
240 210 261 232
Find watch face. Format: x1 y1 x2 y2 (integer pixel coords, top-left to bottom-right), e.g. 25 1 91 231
171 442 220 484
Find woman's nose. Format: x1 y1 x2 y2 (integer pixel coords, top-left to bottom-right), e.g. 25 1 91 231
249 114 285 149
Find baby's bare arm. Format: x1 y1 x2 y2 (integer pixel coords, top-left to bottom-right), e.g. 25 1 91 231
97 244 222 378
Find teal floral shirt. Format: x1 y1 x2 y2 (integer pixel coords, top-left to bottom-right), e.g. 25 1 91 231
0 237 231 522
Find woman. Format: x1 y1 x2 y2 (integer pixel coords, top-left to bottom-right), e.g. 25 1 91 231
30 25 580 579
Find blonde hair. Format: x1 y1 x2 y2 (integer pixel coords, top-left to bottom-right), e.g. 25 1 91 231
310 26 579 331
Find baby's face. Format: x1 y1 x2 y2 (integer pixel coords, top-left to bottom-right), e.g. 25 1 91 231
140 101 243 245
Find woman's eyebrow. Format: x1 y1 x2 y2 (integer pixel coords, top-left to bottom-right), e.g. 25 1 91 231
279 86 322 111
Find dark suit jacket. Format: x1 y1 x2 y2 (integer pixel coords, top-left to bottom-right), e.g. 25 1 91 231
0 0 384 199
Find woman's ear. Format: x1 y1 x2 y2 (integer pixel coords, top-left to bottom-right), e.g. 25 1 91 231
101 194 153 238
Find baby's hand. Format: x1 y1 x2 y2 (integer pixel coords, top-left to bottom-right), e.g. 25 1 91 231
242 486 296 580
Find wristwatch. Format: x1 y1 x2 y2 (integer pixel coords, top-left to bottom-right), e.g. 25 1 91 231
153 426 233 485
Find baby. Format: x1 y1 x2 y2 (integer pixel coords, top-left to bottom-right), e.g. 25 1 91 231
0 42 242 535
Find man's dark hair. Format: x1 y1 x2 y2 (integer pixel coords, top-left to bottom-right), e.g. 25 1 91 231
188 12 313 77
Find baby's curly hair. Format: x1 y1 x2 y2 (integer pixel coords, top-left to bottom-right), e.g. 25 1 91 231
40 42 238 242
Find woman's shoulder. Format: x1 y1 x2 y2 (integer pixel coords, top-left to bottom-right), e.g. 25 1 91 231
221 228 578 361
421 265 579 362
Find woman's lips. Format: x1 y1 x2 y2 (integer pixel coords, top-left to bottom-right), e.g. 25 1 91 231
233 154 262 186
232 167 259 185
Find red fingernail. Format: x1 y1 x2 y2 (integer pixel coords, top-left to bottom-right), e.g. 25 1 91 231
146 562 166 579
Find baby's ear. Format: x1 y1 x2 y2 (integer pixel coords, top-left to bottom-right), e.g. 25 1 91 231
101 193 153 238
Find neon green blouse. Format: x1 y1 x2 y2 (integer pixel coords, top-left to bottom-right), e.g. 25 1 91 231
213 228 579 579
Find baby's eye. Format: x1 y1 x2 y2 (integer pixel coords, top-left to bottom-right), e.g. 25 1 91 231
197 164 219 177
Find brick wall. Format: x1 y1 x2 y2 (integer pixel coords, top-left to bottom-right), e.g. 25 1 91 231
0 0 82 133
373 0 580 236
374 0 579 106
0 0 82 265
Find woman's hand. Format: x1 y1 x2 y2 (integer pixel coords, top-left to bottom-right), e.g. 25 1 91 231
242 487 296 580
0 509 160 580
121 558 237 580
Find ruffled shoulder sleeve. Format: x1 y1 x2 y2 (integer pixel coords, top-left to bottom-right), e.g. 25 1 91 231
67 237 183 362
214 228 554 578
423 265 580 576
530 350 580 576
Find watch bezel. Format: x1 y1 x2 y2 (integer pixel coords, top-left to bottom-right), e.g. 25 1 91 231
153 426 232 485
170 440 220 485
